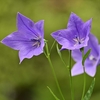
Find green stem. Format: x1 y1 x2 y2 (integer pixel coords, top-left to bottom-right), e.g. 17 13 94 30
81 48 86 100
50 40 56 52
68 50 74 100
45 42 65 100
81 71 86 100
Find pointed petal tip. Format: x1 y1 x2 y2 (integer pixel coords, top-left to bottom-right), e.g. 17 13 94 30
70 12 78 16
17 12 20 14
19 58 24 64
19 61 21 64
17 12 23 18
0 40 3 43
86 72 95 77
51 32 54 37
17 12 22 16
71 12 75 14
37 20 44 25
89 18 92 22
17 12 27 20
40 20 44 22
0 38 6 44
19 55 24 64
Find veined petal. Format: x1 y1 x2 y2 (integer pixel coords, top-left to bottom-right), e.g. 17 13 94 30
85 33 99 57
1 12 45 63
81 19 92 39
17 12 34 29
85 59 98 77
71 61 84 76
51 29 77 49
71 33 100 77
1 32 32 50
17 12 38 38
19 45 44 63
34 20 44 37
72 49 82 62
1 31 38 50
67 12 83 34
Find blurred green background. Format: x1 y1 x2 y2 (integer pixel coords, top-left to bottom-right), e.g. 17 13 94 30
0 0 100 100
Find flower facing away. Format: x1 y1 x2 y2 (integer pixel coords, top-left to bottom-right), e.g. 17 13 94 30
1 12 45 63
51 12 92 50
71 34 100 77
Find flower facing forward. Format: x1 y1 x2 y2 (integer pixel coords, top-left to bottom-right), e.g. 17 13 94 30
71 34 100 77
1 13 45 63
51 12 92 50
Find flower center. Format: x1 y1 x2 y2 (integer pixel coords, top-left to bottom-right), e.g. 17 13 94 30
31 37 41 47
73 36 84 46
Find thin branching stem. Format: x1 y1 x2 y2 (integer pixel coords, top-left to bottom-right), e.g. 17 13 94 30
68 50 74 100
81 48 86 100
45 42 65 100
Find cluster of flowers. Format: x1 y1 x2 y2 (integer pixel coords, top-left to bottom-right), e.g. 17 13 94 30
1 12 100 77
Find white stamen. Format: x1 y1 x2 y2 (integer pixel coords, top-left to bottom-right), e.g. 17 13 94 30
73 36 84 46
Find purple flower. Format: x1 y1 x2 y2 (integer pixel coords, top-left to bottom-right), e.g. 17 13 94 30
1 12 45 63
71 34 100 77
51 12 92 50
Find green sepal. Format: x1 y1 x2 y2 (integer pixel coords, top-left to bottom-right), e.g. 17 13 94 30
56 44 67 67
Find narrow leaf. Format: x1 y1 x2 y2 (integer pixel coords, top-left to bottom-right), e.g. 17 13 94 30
47 86 60 100
56 44 62 57
83 78 95 100
82 49 91 66
56 44 66 67
50 40 56 52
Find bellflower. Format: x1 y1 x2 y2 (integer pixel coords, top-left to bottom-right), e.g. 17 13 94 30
1 13 45 63
51 12 92 50
71 34 100 77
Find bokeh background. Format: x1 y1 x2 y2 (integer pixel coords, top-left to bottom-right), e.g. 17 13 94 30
0 0 100 100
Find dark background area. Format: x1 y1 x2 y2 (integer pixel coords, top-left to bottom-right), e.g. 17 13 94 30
0 0 100 100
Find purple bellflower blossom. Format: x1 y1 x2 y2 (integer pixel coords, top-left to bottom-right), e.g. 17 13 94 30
51 12 92 50
1 13 45 63
71 34 100 77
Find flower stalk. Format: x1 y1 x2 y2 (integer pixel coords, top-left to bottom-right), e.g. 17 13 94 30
45 42 65 100
81 48 86 100
68 50 74 100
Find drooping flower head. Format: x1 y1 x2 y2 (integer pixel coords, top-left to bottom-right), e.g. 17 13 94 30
51 12 92 50
1 12 45 63
71 34 100 77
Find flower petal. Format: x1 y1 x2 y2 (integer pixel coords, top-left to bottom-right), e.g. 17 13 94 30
67 12 83 34
72 49 82 62
17 12 38 38
85 33 99 57
85 59 98 77
71 61 84 76
51 29 78 50
34 20 44 37
1 31 35 50
19 45 43 63
81 19 92 39
17 12 34 29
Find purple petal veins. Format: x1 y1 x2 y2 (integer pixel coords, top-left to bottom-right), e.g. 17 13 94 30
51 12 92 50
1 12 45 63
71 34 100 77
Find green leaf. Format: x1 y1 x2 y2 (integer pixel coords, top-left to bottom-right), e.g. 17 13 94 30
83 78 95 100
50 40 56 52
56 44 67 67
56 44 62 57
82 49 91 66
47 86 60 100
